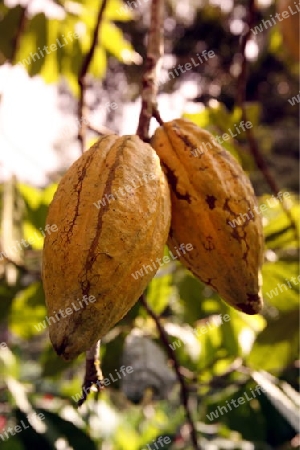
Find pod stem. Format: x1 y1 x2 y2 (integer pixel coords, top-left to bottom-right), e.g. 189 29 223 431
77 340 104 408
136 0 164 141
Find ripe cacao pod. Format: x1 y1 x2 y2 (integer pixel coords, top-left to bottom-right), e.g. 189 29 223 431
42 135 171 360
151 118 264 315
277 0 299 61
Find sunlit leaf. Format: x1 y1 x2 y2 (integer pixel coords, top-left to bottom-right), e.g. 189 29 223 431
262 194 299 249
262 261 300 313
90 46 107 79
0 5 23 61
100 22 138 64
147 271 173 315
15 13 48 76
9 282 47 338
247 310 299 371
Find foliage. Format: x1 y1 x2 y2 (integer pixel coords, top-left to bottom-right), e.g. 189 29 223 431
0 0 299 449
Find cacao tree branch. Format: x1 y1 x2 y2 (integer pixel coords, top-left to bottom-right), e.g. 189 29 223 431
140 294 201 450
237 0 299 240
78 0 109 153
136 0 164 141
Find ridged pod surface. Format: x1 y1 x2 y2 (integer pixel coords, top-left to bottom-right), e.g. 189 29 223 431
151 118 264 315
277 0 299 61
42 135 171 360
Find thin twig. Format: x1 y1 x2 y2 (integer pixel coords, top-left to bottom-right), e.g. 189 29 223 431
140 294 201 450
78 0 109 153
77 340 104 407
1 255 41 279
237 0 299 239
136 0 164 141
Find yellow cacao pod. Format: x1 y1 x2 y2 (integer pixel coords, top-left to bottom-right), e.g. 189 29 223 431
42 135 171 360
277 0 299 61
151 118 264 315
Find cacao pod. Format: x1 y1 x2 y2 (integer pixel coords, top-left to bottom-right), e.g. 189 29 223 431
277 0 299 61
151 118 264 315
42 135 171 360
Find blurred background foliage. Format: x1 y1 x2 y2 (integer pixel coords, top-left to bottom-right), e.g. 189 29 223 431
0 0 299 449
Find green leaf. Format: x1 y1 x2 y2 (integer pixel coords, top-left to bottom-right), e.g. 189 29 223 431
0 343 19 379
15 13 48 76
183 109 211 129
39 19 60 83
8 376 95 448
197 321 224 370
0 283 19 323
251 371 300 432
205 381 267 442
90 46 107 79
176 271 220 325
105 0 134 21
63 34 83 95
147 271 173 315
247 310 299 372
262 194 299 250
38 409 97 450
57 18 83 94
14 408 54 450
40 183 57 207
0 437 24 450
101 332 126 383
17 183 58 248
9 282 47 339
101 22 137 63
269 26 283 55
0 6 23 62
40 345 76 378
221 306 265 357
262 261 300 313
17 183 42 209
